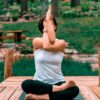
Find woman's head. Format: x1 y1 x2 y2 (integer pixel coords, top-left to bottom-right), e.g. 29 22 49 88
38 15 57 33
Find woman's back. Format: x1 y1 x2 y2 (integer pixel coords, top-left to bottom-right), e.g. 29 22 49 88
34 49 65 84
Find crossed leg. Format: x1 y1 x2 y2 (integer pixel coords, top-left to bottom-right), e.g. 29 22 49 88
21 80 79 100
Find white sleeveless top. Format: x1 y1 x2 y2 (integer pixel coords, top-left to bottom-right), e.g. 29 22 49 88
34 49 65 84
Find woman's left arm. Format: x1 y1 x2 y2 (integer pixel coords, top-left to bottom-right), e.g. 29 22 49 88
45 5 56 44
42 32 67 52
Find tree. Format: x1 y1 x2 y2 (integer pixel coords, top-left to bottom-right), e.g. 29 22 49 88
51 0 59 17
95 0 98 2
40 0 48 14
3 0 9 9
20 0 28 15
16 0 21 4
71 0 80 8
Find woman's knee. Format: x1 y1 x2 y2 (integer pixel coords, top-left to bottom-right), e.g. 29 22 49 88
73 86 79 97
21 79 34 93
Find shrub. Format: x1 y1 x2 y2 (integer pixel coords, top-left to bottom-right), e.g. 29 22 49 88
81 2 90 12
0 62 4 82
62 59 98 76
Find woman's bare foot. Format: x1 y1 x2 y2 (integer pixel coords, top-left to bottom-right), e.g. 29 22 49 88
24 93 49 100
24 94 36 100
52 80 76 92
60 80 76 91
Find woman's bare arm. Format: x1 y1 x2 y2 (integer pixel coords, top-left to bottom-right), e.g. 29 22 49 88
42 32 66 52
45 5 56 44
32 36 67 52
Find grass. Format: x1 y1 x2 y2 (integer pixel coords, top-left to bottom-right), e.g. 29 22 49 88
0 58 98 82
2 17 100 53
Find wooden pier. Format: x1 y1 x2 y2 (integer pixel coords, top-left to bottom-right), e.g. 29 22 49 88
0 76 100 100
0 49 100 100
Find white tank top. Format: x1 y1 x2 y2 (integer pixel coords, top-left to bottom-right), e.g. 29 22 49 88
34 49 65 84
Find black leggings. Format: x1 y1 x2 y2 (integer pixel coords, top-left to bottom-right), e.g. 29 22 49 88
21 79 79 100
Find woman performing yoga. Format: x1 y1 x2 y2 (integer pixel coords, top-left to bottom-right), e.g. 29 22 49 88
21 5 79 100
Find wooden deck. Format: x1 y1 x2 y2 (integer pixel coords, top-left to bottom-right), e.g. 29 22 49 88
0 76 100 100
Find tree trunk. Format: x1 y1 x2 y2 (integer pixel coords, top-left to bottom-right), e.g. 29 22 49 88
95 0 98 2
71 0 80 8
40 0 48 14
30 0 34 2
51 0 59 17
21 0 28 16
16 0 21 4
3 0 9 9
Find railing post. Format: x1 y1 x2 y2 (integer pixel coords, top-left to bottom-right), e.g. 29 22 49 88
4 49 13 79
98 49 100 87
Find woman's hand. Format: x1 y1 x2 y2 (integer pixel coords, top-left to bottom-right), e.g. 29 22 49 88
46 5 52 21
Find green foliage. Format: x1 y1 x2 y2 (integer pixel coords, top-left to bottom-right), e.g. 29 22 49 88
62 59 98 76
0 62 4 82
9 3 20 20
0 0 6 15
3 21 40 37
57 17 100 54
0 0 100 53
60 1 100 18
12 58 35 76
0 58 98 82
81 2 90 12
2 16 100 53
61 8 78 18
28 1 42 15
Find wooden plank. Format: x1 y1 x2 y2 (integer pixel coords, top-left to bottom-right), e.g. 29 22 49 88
64 76 98 81
1 82 22 86
0 76 99 99
4 76 32 82
90 86 100 99
86 86 99 100
0 86 6 93
5 76 98 79
9 87 23 100
0 86 17 100
75 81 98 86
79 86 99 100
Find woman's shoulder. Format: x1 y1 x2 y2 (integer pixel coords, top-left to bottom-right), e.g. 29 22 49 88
33 37 42 41
33 37 42 43
32 37 42 49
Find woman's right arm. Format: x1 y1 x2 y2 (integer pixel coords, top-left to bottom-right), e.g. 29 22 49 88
32 36 67 52
45 5 56 44
42 32 67 52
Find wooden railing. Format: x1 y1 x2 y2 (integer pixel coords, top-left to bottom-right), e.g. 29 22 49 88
4 49 100 87
4 49 13 79
98 49 100 86
4 49 33 79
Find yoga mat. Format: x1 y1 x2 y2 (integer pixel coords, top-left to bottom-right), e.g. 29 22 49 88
19 92 84 100
19 92 26 100
74 93 84 100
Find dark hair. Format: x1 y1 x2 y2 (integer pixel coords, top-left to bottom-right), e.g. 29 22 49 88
38 15 57 33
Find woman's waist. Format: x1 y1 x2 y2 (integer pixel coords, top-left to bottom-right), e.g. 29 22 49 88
34 77 65 85
34 73 64 84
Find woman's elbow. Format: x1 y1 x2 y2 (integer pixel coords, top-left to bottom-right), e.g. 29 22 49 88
43 45 50 50
50 40 55 44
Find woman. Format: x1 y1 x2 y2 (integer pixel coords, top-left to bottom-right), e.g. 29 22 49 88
21 6 79 100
